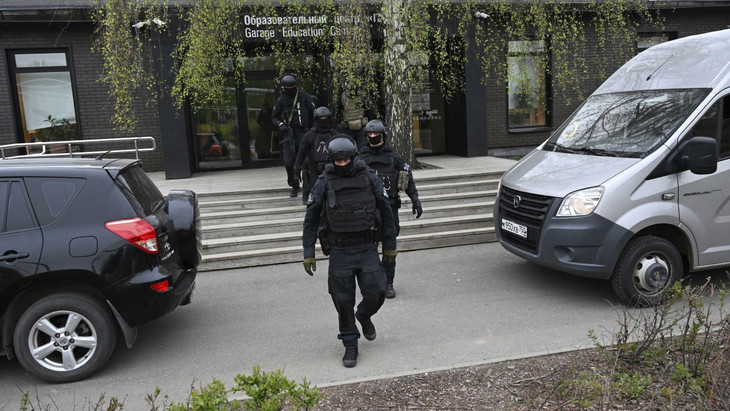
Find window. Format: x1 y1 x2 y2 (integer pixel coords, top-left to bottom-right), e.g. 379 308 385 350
687 96 730 160
507 40 549 129
7 49 80 144
636 33 676 54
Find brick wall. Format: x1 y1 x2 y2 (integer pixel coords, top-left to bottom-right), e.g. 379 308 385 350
0 22 165 170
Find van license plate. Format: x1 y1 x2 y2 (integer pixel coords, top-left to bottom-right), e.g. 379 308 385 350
501 219 527 238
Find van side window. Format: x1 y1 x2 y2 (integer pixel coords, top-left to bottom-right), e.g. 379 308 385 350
690 102 719 140
0 180 36 233
721 96 730 160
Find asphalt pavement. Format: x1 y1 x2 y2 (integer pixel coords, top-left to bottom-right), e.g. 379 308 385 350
0 242 632 410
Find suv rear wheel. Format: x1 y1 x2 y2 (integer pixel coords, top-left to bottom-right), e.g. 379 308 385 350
13 292 117 383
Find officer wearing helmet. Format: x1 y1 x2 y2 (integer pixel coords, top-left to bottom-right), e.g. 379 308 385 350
302 136 397 368
359 119 423 299
271 73 316 197
293 106 338 204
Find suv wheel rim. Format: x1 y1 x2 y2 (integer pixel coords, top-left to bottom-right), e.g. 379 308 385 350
27 310 98 372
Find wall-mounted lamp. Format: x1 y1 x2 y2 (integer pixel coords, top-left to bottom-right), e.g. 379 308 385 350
475 12 490 20
132 17 166 29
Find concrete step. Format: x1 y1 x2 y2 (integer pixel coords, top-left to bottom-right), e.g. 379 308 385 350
195 167 504 271
202 212 494 254
199 226 495 271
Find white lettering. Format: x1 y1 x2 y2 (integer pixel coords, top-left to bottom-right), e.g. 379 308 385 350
245 27 276 39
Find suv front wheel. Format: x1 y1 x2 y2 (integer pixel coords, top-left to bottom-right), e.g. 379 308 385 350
13 292 118 383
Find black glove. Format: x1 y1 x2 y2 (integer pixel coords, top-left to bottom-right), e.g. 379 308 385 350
303 257 316 276
412 200 423 219
278 122 288 132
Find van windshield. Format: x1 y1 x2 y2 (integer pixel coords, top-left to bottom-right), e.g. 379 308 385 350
544 89 710 158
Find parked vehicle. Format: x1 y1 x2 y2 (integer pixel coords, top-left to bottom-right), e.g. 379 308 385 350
0 157 201 382
495 29 730 306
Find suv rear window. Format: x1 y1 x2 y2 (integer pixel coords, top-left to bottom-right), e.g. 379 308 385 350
115 166 164 217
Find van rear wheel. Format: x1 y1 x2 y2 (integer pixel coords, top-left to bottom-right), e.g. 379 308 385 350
611 235 683 307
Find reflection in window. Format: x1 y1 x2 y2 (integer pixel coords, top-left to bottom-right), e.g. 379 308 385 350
9 50 79 144
507 40 548 129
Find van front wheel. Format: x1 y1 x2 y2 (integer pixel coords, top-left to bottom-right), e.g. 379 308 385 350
611 235 683 307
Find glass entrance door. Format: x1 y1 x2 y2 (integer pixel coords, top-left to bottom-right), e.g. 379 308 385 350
193 77 243 170
243 72 280 163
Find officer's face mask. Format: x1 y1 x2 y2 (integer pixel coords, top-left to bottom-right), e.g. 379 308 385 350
333 157 355 176
284 86 297 96
367 132 384 147
316 116 332 130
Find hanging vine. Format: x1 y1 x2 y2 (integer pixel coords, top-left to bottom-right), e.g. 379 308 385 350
171 0 245 112
92 0 664 153
91 0 165 132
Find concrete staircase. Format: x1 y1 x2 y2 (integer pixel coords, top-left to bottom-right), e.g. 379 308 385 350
197 170 501 271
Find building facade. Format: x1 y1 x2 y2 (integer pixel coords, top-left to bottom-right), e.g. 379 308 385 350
2 1 730 179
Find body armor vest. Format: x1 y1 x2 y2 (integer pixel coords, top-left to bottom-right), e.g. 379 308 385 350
360 150 398 199
309 132 332 173
324 168 380 234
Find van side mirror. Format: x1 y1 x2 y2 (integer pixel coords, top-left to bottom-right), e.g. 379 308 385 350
681 136 717 175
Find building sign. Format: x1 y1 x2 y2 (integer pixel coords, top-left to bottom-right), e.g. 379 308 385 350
242 13 382 41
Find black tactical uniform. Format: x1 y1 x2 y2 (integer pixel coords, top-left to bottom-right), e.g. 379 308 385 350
359 120 423 299
302 136 397 368
294 107 337 204
271 73 316 197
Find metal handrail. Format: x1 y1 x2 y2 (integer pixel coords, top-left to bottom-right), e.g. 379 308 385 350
0 136 157 160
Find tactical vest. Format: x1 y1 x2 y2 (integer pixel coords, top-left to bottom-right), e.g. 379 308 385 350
361 151 398 199
324 169 381 235
341 92 367 131
309 133 331 173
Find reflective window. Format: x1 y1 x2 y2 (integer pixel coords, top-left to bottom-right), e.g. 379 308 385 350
507 40 549 129
8 49 80 145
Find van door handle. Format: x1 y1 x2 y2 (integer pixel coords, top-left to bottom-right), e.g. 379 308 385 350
1 251 30 263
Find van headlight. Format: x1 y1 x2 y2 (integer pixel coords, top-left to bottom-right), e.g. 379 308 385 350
557 186 603 216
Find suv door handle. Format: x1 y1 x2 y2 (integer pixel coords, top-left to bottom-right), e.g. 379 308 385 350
1 251 30 262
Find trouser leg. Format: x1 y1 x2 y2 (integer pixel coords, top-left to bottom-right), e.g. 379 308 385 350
282 142 299 189
383 204 400 285
328 251 359 347
355 245 387 320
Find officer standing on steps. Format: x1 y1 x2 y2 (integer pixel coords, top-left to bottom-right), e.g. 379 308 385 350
359 119 423 299
302 136 397 368
271 73 316 198
293 106 338 205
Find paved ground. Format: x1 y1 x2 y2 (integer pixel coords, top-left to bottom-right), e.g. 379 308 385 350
0 241 631 410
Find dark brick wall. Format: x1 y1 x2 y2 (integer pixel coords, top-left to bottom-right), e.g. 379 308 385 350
0 21 165 170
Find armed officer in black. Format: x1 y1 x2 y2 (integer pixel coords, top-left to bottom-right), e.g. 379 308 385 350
271 73 316 197
359 120 423 299
302 136 397 368
293 107 338 205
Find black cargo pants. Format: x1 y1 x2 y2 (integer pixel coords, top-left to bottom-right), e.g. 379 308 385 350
328 242 386 348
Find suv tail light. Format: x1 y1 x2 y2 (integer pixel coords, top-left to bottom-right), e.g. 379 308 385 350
105 218 159 254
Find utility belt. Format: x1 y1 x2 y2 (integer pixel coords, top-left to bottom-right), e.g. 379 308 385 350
328 228 381 247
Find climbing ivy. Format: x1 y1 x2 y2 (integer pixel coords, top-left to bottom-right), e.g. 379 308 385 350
91 0 165 132
92 0 664 159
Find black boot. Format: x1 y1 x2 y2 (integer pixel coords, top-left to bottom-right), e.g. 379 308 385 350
343 346 358 368
356 313 376 341
289 186 299 197
386 284 396 299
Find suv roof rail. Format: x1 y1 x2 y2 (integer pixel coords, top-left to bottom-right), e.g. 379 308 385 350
0 136 156 160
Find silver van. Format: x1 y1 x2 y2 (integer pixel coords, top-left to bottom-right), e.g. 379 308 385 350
495 29 730 306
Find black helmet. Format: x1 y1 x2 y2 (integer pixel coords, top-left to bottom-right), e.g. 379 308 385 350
328 136 358 161
314 106 332 118
281 74 297 88
364 119 387 147
363 119 387 137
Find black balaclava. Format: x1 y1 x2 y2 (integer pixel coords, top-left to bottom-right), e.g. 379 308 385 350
367 133 384 148
334 157 355 176
316 117 332 131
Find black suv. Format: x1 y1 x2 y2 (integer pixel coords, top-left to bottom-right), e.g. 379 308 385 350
0 158 201 383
